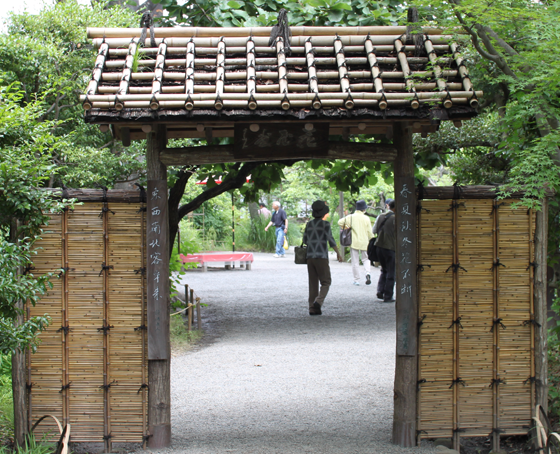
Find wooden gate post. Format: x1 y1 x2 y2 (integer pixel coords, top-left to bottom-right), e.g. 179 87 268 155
392 122 418 447
534 200 549 411
146 125 171 448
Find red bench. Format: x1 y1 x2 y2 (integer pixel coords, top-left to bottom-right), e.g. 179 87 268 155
180 253 254 272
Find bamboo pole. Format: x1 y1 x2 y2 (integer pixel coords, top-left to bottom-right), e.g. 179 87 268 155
104 43 451 56
424 37 451 108
96 81 464 94
108 55 438 68
276 38 289 107
185 41 195 99
81 90 481 103
97 68 459 82
334 37 350 95
450 43 473 93
85 43 109 97
215 39 225 109
364 37 384 96
246 37 256 107
150 41 168 110
88 26 446 40
305 39 319 103
117 41 137 107
394 37 419 109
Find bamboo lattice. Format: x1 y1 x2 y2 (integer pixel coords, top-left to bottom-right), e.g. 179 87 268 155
417 199 535 444
27 199 147 448
80 27 480 113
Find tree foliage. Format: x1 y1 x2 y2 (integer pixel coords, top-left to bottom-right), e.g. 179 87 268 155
0 84 71 354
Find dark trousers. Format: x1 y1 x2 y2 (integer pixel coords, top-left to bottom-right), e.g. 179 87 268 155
307 258 332 309
376 246 395 300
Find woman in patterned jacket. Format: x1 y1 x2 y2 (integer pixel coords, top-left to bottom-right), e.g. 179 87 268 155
303 200 343 316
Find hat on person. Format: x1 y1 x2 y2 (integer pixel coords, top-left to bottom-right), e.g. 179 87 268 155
385 198 394 205
356 200 367 211
311 200 329 218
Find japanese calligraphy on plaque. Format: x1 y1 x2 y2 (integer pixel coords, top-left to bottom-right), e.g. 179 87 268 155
233 123 329 159
147 180 169 360
396 182 416 356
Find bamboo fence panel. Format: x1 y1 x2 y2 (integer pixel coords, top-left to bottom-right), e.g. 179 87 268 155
27 200 147 445
27 214 64 441
417 198 535 442
457 200 494 436
418 200 454 439
496 201 533 434
107 203 146 443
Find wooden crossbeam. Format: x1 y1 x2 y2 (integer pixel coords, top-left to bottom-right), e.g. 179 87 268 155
159 142 396 165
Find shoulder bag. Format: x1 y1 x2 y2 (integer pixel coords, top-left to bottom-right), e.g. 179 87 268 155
294 243 308 264
339 215 352 247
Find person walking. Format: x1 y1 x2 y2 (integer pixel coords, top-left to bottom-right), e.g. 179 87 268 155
338 200 374 286
373 199 396 302
258 202 271 218
303 201 343 315
265 201 288 258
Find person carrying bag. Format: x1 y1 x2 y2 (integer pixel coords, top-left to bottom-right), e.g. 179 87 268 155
303 200 343 315
372 199 396 302
338 200 374 286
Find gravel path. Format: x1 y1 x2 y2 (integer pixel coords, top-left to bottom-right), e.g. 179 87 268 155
153 250 437 454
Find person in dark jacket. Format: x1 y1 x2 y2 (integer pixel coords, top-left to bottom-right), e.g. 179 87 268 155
373 199 396 302
303 200 343 315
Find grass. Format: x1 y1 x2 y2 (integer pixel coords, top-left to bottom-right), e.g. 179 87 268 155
170 315 203 354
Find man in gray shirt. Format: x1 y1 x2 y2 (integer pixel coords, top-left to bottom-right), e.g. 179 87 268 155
373 199 396 302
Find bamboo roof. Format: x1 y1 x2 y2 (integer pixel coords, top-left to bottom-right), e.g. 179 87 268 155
82 26 481 139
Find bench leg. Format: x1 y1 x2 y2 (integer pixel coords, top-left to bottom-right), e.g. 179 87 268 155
225 262 231 270
202 262 207 272
246 262 252 271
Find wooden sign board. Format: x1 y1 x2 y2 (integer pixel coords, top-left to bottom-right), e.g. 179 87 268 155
147 179 169 360
234 123 329 160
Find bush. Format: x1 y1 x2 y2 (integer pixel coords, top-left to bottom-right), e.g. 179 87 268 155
0 355 13 444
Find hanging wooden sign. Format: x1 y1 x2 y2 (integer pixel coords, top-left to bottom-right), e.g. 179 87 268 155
233 123 329 160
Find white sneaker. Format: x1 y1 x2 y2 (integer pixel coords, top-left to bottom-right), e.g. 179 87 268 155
353 281 360 286
273 254 280 258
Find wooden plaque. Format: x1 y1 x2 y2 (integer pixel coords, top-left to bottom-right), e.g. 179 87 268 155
147 179 170 360
234 123 329 160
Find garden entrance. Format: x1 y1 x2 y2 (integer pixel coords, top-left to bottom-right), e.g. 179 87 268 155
23 20 548 454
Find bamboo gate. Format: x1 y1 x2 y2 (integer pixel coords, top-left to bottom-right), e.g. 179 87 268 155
19 19 550 454
27 190 148 452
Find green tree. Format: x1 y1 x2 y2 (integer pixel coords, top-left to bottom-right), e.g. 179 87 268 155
0 0 144 188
